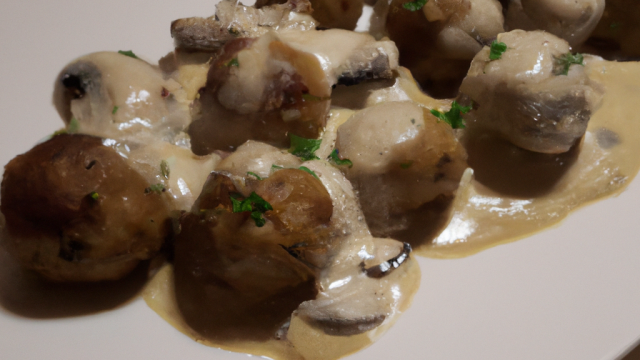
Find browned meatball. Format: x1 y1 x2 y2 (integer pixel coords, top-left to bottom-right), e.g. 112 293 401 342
1 134 171 282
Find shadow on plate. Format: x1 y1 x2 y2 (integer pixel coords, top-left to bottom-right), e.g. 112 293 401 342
0 245 150 319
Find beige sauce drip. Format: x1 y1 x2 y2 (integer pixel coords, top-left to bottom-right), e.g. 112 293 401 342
420 60 640 258
142 259 420 360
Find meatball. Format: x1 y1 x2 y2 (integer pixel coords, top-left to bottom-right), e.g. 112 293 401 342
505 0 605 47
256 0 365 30
459 30 603 154
375 0 504 97
335 101 468 235
1 134 171 282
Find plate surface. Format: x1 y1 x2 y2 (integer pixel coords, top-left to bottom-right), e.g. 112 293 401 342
1 1 640 359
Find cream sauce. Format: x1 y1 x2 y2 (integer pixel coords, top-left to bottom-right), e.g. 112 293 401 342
422 60 640 258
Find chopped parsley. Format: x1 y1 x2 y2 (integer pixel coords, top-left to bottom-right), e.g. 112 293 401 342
489 41 507 61
160 160 170 180
145 184 166 194
230 192 273 228
329 149 353 168
247 171 262 180
400 161 414 169
118 50 139 59
403 0 428 11
89 192 100 201
68 117 80 134
271 164 284 170
299 166 319 180
112 106 119 114
228 27 240 35
430 101 471 129
554 52 584 76
302 93 327 102
225 58 239 67
288 134 322 161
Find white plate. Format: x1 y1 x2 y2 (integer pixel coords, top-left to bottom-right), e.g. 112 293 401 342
1 1 640 359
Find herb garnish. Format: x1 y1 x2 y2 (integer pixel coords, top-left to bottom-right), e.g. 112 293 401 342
288 134 322 161
68 118 80 134
299 166 320 179
403 0 428 11
302 93 328 102
329 149 353 168
247 172 262 180
112 106 119 114
225 58 239 67
118 50 139 59
230 192 273 228
89 192 100 201
271 164 284 170
400 161 413 169
554 52 584 76
430 101 471 129
489 41 507 61
160 160 170 180
145 184 166 194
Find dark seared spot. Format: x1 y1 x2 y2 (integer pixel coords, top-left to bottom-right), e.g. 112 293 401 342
434 172 445 182
85 160 97 170
61 74 86 99
341 0 350 11
437 153 452 168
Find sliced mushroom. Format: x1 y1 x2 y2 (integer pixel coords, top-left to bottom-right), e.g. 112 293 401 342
1 134 171 282
459 30 604 154
171 0 317 52
53 52 190 143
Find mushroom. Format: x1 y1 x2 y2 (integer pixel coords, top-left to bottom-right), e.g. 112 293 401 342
335 101 468 236
459 30 604 154
504 0 605 47
53 51 189 143
0 134 171 282
372 0 504 97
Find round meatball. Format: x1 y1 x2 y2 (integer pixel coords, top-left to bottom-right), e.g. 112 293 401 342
336 101 468 233
1 134 171 282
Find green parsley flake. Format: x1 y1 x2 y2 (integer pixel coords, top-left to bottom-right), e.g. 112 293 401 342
160 160 170 180
329 149 353 168
112 106 119 114
288 134 322 161
489 41 507 61
68 117 80 134
554 52 584 76
299 166 320 180
52 128 67 137
400 161 413 169
302 93 327 102
225 58 239 67
89 192 100 201
403 0 428 11
247 171 262 180
271 164 284 170
118 50 139 59
230 192 273 228
145 184 166 194
430 101 471 129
